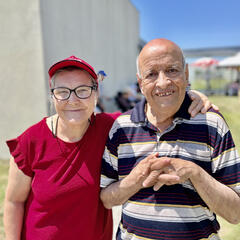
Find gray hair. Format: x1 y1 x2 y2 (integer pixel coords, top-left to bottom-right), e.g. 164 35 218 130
50 67 97 88
136 56 141 78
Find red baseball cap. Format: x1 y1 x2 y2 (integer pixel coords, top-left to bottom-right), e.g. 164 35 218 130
48 55 98 85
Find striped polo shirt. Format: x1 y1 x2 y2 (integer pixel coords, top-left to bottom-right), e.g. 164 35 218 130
101 94 240 240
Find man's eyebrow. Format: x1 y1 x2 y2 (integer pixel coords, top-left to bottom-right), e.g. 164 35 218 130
167 63 181 67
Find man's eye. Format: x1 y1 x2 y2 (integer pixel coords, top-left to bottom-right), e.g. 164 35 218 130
167 68 178 73
146 72 158 78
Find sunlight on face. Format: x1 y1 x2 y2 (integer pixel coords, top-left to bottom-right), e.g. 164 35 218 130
53 69 98 125
138 43 188 115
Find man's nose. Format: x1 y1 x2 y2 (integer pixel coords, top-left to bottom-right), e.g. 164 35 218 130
155 71 170 88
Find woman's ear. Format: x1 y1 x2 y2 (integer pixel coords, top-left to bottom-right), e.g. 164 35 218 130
94 94 98 107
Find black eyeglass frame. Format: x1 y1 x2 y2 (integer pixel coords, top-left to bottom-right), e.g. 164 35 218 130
51 84 98 100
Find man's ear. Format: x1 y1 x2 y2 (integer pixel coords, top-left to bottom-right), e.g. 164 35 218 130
136 73 144 94
185 63 189 83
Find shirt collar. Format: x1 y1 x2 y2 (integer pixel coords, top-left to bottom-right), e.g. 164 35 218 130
130 93 192 123
130 98 146 123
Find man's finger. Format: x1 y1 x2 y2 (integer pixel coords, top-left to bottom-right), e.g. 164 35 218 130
142 152 159 163
150 157 172 171
158 174 180 185
153 174 180 191
153 182 164 191
142 170 161 188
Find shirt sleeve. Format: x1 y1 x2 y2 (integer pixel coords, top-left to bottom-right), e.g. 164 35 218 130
100 120 121 188
6 134 34 177
210 112 240 194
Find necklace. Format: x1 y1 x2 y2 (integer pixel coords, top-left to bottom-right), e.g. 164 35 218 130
51 115 94 154
51 115 59 138
51 116 93 139
51 115 68 159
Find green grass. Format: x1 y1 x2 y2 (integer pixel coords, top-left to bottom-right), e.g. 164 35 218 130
209 96 240 239
0 159 9 239
191 78 230 91
218 217 240 240
0 96 240 239
209 96 240 153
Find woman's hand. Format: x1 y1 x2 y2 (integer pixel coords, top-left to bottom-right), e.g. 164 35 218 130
188 90 219 117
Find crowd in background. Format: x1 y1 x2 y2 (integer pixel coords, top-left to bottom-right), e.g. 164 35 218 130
96 81 143 113
114 82 142 112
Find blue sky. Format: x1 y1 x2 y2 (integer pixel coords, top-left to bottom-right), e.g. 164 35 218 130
130 0 240 50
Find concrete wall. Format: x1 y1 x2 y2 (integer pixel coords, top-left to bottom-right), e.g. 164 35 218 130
0 0 139 159
0 0 47 159
40 0 139 100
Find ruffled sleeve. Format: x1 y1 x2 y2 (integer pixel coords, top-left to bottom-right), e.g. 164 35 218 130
6 137 33 177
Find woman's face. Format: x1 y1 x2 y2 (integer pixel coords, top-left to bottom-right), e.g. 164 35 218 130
52 69 98 125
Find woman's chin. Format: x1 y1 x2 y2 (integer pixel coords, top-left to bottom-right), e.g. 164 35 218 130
59 109 93 125
66 118 87 125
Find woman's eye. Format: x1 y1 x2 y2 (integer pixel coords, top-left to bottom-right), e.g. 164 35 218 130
56 89 68 95
77 88 88 93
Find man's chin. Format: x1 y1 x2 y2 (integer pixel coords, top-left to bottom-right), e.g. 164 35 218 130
152 102 179 114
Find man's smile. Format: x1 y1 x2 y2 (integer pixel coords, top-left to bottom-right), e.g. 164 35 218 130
155 90 175 97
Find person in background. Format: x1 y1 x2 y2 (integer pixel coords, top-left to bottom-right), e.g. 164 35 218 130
115 90 135 112
95 70 107 112
4 55 217 240
100 39 240 240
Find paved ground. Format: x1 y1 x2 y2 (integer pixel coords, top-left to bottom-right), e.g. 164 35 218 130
112 206 122 240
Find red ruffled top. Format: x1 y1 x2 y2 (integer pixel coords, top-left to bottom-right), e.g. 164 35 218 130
6 112 120 240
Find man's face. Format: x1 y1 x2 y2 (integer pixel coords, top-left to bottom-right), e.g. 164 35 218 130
138 44 189 116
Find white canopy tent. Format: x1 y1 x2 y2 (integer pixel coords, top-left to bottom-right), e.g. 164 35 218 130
218 52 240 67
218 52 240 95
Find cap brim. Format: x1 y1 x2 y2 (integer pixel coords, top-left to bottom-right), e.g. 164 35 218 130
48 59 98 80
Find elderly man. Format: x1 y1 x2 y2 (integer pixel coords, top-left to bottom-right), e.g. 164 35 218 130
100 39 240 240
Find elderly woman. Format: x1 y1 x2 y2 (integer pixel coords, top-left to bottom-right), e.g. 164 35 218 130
4 55 216 240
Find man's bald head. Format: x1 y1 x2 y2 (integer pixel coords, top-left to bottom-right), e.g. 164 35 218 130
137 39 185 78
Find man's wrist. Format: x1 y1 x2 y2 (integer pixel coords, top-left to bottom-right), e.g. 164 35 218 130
189 163 202 182
121 175 143 192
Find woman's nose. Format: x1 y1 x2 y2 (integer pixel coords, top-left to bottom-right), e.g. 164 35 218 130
68 91 80 102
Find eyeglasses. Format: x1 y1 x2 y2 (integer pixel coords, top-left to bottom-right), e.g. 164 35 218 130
51 85 97 100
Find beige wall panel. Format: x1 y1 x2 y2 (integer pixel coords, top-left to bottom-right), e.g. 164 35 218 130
40 0 139 99
0 0 46 159
0 0 139 158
